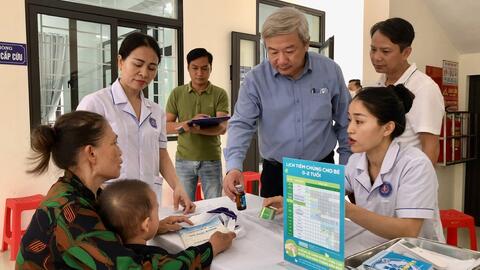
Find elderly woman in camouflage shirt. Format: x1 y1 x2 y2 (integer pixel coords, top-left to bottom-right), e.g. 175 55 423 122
17 111 234 269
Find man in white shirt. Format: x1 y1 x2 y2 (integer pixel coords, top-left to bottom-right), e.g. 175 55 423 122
369 17 445 164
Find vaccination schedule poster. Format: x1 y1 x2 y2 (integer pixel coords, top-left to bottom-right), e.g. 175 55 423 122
282 158 345 270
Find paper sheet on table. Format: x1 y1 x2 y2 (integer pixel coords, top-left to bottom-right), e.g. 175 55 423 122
178 213 235 248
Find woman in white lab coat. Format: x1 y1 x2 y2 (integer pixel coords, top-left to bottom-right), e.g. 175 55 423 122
264 84 444 253
78 32 194 213
343 84 444 254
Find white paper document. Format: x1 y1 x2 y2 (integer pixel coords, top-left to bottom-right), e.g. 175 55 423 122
178 212 237 248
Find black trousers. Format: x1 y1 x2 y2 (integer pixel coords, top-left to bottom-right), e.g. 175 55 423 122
260 150 335 198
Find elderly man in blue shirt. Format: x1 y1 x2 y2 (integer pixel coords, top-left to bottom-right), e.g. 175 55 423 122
223 6 351 199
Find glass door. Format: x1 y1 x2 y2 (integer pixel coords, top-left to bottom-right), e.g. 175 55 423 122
36 13 113 124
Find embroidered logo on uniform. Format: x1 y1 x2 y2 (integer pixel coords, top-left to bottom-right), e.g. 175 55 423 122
149 118 157 129
379 182 392 197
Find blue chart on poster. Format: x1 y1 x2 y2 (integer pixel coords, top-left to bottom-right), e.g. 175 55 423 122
282 158 345 270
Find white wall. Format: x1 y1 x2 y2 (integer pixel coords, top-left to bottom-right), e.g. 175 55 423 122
0 2 59 230
388 0 463 210
362 0 389 86
311 0 364 84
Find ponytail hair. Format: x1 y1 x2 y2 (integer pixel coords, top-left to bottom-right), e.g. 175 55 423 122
27 111 107 175
353 84 415 139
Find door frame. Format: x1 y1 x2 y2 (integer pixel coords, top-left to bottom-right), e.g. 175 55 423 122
464 75 480 225
231 31 260 172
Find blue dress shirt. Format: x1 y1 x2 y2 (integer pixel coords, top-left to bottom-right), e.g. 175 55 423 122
225 52 351 172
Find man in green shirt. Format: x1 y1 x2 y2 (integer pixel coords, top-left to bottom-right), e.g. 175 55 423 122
166 48 229 200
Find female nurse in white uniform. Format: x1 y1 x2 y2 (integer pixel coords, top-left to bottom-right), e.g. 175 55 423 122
264 84 444 255
345 84 444 255
77 32 194 214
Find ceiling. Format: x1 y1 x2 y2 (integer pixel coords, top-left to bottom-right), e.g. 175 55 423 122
424 0 480 54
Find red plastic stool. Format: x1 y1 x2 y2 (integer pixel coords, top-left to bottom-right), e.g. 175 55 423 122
195 182 203 201
2 194 44 260
242 171 261 195
440 209 477 250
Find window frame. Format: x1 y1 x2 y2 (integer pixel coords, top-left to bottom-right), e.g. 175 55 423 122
25 0 184 129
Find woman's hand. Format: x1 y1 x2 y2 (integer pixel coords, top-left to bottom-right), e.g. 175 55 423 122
209 231 236 256
173 185 196 214
262 196 284 214
157 215 193 234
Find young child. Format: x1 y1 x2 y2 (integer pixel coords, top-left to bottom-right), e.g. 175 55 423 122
98 179 235 269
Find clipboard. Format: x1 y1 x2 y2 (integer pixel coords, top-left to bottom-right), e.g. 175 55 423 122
187 116 230 127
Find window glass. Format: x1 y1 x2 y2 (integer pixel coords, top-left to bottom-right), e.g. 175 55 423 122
147 26 177 107
62 0 178 19
77 21 112 102
38 14 71 124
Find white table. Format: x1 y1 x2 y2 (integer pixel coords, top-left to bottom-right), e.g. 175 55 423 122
150 194 291 270
151 194 369 269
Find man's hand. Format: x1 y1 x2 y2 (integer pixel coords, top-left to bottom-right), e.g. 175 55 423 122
173 185 196 214
209 231 236 256
184 114 209 134
193 114 210 119
157 215 193 234
263 196 284 214
223 169 243 201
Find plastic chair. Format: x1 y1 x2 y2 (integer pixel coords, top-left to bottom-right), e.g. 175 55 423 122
2 194 44 260
440 209 477 251
242 171 261 195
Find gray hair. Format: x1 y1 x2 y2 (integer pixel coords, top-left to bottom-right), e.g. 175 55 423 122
261 7 310 44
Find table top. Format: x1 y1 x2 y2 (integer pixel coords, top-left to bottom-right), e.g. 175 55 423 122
150 194 291 270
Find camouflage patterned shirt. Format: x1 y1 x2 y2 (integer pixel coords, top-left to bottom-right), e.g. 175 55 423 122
16 171 213 269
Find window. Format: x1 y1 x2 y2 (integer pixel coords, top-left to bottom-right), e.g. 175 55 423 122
26 0 183 127
257 0 325 61
62 0 178 19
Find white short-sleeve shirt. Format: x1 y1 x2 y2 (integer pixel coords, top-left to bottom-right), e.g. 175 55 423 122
377 63 445 149
344 140 445 256
77 79 167 199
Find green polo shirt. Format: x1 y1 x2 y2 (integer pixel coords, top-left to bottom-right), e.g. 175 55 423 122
166 82 229 161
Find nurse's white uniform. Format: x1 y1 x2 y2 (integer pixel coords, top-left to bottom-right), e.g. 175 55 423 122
344 140 445 256
77 79 167 203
